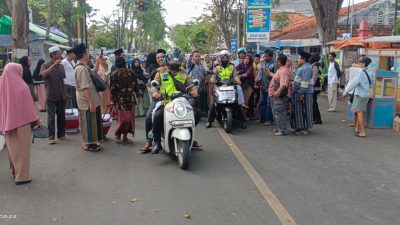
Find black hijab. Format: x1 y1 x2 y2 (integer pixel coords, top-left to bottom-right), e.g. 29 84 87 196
19 56 33 85
131 58 145 82
33 59 45 82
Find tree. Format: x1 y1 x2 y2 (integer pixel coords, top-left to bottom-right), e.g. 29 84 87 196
0 0 12 16
208 0 236 49
28 0 96 45
309 0 344 45
12 0 29 62
169 15 220 53
274 12 289 30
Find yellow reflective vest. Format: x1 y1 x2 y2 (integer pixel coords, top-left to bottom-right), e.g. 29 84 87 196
215 65 234 80
160 72 188 103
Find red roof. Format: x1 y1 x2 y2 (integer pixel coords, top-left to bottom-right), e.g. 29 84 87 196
271 0 379 41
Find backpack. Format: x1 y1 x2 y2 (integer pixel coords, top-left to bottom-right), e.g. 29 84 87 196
334 61 342 79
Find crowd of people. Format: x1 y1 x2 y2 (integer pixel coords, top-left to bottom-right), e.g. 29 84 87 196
0 43 375 185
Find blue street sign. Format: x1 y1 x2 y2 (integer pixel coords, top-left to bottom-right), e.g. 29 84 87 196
230 39 237 52
246 0 271 43
248 0 271 7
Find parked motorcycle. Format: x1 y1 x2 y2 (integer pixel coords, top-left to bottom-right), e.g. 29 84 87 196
213 79 246 133
151 79 199 170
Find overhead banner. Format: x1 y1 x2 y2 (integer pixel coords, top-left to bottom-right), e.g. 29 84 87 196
246 0 271 43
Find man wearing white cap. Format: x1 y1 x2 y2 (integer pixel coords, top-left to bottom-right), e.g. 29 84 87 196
40 46 68 145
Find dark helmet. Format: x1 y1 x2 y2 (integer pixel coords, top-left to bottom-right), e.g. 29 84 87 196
167 47 184 65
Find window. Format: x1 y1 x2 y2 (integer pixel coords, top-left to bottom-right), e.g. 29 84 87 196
378 56 395 71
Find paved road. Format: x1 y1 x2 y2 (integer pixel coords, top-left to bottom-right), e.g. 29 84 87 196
1 97 399 225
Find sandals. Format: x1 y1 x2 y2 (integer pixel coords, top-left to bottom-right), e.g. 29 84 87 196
114 136 122 144
83 144 102 152
123 138 134 144
192 141 202 148
354 134 366 138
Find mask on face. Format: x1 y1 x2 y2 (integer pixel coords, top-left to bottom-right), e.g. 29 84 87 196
169 63 180 74
221 60 229 68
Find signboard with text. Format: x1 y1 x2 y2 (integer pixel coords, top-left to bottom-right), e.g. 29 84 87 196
230 39 237 52
246 1 271 43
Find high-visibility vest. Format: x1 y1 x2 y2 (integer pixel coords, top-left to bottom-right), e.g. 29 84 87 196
160 72 187 103
215 65 234 80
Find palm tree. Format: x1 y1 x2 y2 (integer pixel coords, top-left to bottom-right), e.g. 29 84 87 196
98 15 112 33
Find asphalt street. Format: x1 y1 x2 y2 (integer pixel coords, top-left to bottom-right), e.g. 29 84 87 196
0 97 400 225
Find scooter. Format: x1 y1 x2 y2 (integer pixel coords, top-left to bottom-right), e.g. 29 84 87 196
151 79 199 170
213 79 246 133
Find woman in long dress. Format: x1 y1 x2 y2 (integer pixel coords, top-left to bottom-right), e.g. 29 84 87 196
95 55 111 114
131 58 148 117
110 57 142 144
0 63 39 185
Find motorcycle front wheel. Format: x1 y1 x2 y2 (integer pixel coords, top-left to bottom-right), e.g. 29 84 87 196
176 139 191 170
224 111 233 133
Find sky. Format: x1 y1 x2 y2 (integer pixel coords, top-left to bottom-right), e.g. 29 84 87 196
87 0 369 26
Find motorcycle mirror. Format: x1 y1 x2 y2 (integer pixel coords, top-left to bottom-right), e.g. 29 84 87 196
192 79 200 86
151 80 160 88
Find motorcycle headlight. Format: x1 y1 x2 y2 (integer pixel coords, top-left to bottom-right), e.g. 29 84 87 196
173 102 187 119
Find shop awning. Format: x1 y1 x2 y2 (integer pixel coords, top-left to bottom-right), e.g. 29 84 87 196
334 37 366 49
0 15 68 44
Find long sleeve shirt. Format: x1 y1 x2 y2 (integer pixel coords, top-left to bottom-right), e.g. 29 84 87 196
344 69 374 98
292 63 314 94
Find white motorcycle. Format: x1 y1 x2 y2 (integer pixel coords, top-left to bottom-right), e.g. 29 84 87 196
151 80 199 170
214 79 246 133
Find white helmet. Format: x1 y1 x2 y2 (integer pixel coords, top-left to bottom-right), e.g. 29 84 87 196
219 50 230 58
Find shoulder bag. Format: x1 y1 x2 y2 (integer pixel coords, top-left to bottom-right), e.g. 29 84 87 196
76 64 106 92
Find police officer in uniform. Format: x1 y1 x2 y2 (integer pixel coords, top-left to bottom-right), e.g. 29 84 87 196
151 48 201 154
206 50 246 128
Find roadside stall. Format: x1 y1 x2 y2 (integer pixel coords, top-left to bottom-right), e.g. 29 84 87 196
348 36 400 128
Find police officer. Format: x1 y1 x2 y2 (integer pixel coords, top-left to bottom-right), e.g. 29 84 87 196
206 50 246 128
151 48 201 154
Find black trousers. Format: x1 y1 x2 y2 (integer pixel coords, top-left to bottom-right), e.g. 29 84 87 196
313 91 322 123
153 105 200 143
47 100 66 140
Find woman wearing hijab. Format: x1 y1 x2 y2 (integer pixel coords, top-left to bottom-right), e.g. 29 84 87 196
131 58 149 117
110 57 142 144
235 54 255 110
19 56 37 102
0 63 40 185
33 59 46 111
95 55 111 114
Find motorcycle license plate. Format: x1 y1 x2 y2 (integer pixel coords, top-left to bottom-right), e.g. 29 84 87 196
219 91 235 100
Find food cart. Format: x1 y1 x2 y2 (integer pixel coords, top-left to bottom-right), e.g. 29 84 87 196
356 36 400 128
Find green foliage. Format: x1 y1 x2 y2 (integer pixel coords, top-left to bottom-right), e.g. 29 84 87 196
274 12 289 29
91 0 166 52
94 32 114 49
169 15 219 53
0 0 11 16
395 19 400 35
28 0 95 44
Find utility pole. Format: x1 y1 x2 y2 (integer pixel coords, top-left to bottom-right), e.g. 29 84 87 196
350 0 355 37
237 0 241 48
395 0 399 35
46 0 51 36
12 0 29 62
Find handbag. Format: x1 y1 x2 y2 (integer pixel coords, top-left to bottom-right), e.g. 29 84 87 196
76 64 106 92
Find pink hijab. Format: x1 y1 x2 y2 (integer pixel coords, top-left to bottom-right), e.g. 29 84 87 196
0 63 38 134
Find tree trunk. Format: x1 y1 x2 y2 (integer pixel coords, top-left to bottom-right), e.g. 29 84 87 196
12 0 29 62
309 0 344 45
46 0 51 36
